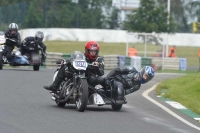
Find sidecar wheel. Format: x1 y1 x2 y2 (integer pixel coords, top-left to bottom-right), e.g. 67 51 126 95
33 65 40 71
0 53 2 70
111 103 122 111
75 78 88 112
56 101 66 107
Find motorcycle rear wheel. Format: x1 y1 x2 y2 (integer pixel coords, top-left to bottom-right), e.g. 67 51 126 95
33 65 40 71
75 78 88 112
111 103 122 111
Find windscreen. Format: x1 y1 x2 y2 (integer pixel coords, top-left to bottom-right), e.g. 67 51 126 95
70 51 85 61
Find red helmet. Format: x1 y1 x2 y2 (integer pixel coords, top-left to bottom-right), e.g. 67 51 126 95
85 41 100 61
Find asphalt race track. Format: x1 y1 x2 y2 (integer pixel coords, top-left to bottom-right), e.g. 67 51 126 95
0 68 200 133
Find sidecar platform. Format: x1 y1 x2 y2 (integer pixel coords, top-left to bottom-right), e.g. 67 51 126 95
88 84 127 106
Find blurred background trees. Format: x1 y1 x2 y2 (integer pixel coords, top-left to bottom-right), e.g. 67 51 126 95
0 0 199 33
124 0 176 33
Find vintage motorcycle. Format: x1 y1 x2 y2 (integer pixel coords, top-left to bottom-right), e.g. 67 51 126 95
0 34 43 71
49 51 127 112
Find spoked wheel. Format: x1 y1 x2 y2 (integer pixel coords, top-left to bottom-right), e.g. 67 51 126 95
75 78 88 112
111 103 123 111
0 52 3 70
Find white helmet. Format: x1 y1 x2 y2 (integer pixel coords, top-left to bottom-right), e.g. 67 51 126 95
9 23 18 36
35 31 44 42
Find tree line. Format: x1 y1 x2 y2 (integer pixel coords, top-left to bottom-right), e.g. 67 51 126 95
0 0 120 30
0 0 199 33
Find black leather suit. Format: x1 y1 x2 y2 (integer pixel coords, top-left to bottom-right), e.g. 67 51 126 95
4 30 21 61
21 37 46 62
56 55 105 87
106 67 141 95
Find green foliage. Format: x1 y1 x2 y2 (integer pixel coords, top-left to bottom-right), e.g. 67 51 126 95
124 0 177 33
25 2 43 28
157 0 187 32
107 8 121 29
0 1 27 30
0 0 120 29
0 0 197 33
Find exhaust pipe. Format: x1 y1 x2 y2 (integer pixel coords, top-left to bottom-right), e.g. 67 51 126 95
50 92 55 96
51 96 56 101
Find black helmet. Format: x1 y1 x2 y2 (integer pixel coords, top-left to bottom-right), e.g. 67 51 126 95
139 66 155 84
35 31 44 42
9 23 18 36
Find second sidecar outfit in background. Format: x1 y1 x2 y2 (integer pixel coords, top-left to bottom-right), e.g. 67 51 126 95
20 31 47 65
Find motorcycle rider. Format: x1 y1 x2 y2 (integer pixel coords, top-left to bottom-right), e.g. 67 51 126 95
105 66 155 95
4 23 21 63
43 41 104 91
20 31 47 65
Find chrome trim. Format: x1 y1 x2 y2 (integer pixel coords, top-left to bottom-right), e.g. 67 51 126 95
88 93 105 105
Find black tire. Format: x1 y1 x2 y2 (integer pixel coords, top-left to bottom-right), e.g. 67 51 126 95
0 52 3 70
111 103 123 111
33 65 40 71
56 101 66 107
75 78 88 112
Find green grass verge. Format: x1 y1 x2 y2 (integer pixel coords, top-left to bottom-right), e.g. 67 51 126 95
44 40 200 66
156 73 200 115
156 69 198 74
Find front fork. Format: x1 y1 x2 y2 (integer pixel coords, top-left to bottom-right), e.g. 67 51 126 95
72 72 86 99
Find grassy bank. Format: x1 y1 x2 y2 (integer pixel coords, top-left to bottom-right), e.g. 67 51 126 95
44 40 200 66
155 73 200 114
156 69 198 74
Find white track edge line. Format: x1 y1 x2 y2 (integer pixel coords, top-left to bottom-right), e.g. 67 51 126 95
142 83 200 131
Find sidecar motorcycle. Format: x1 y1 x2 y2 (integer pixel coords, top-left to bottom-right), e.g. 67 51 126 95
0 34 42 71
49 51 127 112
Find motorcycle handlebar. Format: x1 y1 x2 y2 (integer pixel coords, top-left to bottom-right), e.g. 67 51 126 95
5 37 16 42
88 62 99 67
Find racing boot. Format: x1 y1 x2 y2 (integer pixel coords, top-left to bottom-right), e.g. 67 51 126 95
113 81 125 103
43 77 62 91
102 78 112 97
44 64 66 91
104 78 111 90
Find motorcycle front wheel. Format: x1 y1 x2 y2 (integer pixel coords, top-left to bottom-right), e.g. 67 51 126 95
75 78 88 112
0 52 2 70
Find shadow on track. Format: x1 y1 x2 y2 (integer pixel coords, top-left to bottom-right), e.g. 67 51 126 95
48 104 126 112
1 68 39 71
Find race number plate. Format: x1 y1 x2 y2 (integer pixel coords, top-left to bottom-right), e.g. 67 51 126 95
74 61 86 67
0 35 5 44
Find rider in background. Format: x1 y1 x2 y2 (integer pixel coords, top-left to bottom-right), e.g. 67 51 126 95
20 31 47 66
43 41 105 91
4 23 21 63
105 66 155 95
